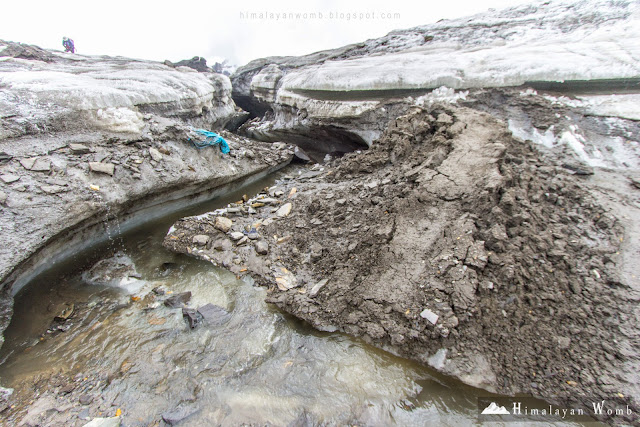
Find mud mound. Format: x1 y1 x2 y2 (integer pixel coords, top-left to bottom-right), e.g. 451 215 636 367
165 106 638 423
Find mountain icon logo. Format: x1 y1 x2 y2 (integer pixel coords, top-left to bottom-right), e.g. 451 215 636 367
481 402 511 415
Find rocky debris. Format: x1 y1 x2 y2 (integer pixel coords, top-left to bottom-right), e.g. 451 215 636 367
420 308 439 325
182 308 203 329
83 416 121 427
78 394 93 405
161 404 200 425
164 292 192 308
89 162 115 176
164 56 210 73
276 203 292 217
0 41 55 62
254 240 269 255
214 216 232 232
197 303 231 326
148 147 163 162
0 174 20 184
69 143 91 155
192 235 209 246
0 191 7 205
165 105 639 421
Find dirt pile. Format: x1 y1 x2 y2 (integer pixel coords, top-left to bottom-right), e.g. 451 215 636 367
164 105 639 422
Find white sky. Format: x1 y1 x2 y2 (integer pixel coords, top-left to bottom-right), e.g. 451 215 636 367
2 0 529 67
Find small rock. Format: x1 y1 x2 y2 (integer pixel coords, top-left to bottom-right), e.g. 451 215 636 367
152 286 165 295
309 279 328 297
255 240 269 255
162 404 199 425
164 291 192 308
89 162 115 176
229 231 244 241
31 158 51 172
182 308 203 329
293 146 311 162
19 158 36 170
149 147 163 162
244 149 255 159
420 308 439 325
69 143 91 154
0 174 20 184
236 236 248 246
274 266 298 290
79 394 93 405
0 152 12 163
276 203 292 217
192 235 209 246
0 191 7 205
197 303 231 325
214 216 233 233
277 235 292 244
83 417 121 427
158 146 171 155
272 142 286 150
41 184 66 194
247 231 260 240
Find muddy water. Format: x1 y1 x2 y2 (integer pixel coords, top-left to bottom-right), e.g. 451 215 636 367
0 168 587 426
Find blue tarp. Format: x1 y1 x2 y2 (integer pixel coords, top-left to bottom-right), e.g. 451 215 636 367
189 129 230 154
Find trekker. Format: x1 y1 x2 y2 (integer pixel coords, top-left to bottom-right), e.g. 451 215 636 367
62 37 75 53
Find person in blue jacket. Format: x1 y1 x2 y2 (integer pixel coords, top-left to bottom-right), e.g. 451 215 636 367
62 37 75 53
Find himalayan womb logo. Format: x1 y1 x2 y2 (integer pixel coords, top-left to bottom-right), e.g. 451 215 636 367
481 402 511 415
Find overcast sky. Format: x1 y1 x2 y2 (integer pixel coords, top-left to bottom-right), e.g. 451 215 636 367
3 0 529 67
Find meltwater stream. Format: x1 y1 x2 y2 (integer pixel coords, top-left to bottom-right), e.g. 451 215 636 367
0 167 589 426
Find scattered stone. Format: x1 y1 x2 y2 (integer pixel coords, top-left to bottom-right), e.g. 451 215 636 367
309 278 328 297
152 286 165 295
0 152 12 163
310 218 323 226
69 143 91 154
236 236 249 246
89 162 115 176
41 184 66 194
158 146 171 155
192 234 210 246
274 266 298 290
198 303 231 325
277 235 292 244
83 417 121 427
182 308 203 329
420 308 439 325
149 147 163 162
309 243 323 262
214 216 233 232
247 230 260 240
0 190 7 205
293 146 311 162
276 203 292 217
272 142 287 150
244 149 255 159
229 231 244 241
0 174 20 184
31 158 51 172
255 240 269 255
562 161 594 176
164 291 192 308
162 404 199 425
19 157 36 170
54 303 74 321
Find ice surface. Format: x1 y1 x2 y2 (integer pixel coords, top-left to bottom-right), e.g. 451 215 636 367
0 51 233 137
277 0 640 93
